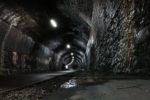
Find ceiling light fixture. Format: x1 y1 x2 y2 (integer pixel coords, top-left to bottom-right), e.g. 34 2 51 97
50 19 58 28
70 52 74 56
66 44 71 49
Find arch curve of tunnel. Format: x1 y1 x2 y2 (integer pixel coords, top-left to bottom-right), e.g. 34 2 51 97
58 51 86 70
0 0 95 74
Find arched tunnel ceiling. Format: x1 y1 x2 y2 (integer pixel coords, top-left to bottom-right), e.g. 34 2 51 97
62 53 83 65
54 49 87 69
0 0 93 71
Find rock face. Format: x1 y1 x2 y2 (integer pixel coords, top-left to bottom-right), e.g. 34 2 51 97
92 0 150 73
91 0 135 73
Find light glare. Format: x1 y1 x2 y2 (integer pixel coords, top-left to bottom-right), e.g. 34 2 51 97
65 65 69 69
66 44 71 49
70 52 74 56
50 19 57 28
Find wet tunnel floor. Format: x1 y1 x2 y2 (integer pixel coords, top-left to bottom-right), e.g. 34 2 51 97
1 72 150 100
43 73 150 100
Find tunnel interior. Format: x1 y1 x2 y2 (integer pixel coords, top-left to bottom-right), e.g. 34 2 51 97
0 0 150 100
0 0 150 75
0 0 92 74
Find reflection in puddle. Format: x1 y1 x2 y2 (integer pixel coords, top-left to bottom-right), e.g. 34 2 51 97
60 79 77 89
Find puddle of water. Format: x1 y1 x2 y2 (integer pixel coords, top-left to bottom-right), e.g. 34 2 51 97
60 76 107 89
60 79 77 89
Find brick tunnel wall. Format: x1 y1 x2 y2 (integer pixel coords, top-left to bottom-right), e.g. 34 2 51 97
0 3 52 75
91 0 150 73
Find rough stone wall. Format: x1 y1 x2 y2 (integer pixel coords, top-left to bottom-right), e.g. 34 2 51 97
134 0 150 73
93 0 150 73
0 3 49 75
